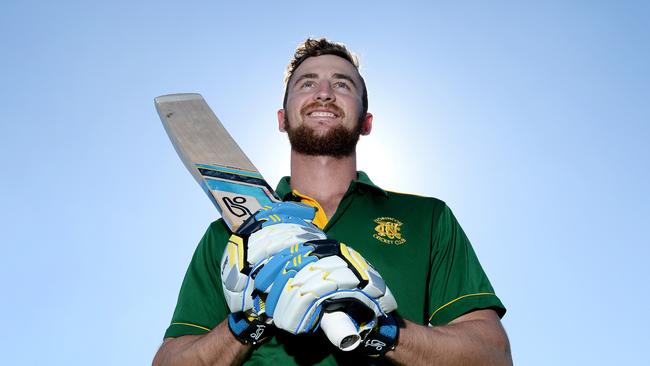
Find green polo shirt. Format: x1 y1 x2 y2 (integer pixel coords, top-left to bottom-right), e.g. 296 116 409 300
164 171 505 365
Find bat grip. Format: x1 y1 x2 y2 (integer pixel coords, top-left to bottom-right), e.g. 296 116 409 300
320 311 361 351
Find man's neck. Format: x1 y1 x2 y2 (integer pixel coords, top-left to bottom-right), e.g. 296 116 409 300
289 150 357 219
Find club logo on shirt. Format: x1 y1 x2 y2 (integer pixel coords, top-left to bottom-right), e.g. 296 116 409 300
373 217 406 245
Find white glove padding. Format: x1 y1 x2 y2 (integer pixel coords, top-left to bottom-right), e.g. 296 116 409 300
220 202 327 314
254 239 398 334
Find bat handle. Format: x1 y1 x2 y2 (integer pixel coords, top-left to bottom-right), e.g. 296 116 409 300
320 311 361 351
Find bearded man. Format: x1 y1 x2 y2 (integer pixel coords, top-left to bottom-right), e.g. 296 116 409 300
153 38 512 366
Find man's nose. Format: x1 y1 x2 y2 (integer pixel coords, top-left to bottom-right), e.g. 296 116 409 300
315 82 335 103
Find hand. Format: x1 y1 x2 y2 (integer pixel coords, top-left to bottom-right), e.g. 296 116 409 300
254 239 398 337
220 202 326 313
220 202 327 345
243 202 327 268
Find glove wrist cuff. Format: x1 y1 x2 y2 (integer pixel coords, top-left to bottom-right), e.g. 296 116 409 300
356 313 399 357
228 313 276 346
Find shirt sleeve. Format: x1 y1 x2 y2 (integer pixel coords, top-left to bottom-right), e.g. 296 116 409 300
164 220 231 338
427 204 506 326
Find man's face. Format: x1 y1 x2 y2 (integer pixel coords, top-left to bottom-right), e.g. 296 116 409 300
278 55 372 157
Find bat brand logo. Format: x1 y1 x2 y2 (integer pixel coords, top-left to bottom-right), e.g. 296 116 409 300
223 196 253 218
250 324 265 340
373 217 406 245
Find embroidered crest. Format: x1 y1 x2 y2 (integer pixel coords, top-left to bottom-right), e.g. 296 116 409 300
373 217 406 245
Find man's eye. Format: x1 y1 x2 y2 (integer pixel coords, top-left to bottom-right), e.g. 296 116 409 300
333 82 350 89
300 81 316 88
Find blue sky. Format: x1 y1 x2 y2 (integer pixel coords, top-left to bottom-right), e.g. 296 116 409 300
1 1 648 364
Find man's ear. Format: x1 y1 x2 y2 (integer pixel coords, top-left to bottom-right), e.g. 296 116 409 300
278 109 286 132
361 113 373 135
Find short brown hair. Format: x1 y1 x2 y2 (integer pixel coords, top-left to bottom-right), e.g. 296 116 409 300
282 38 368 116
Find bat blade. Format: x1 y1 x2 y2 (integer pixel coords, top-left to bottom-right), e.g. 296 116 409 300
155 93 279 231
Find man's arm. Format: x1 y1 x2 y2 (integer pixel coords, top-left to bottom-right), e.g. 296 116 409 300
385 309 512 366
152 319 251 366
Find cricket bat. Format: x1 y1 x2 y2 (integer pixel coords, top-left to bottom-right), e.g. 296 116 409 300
155 93 361 351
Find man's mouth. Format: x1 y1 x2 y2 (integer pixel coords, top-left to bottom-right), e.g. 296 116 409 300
300 102 344 120
307 110 338 118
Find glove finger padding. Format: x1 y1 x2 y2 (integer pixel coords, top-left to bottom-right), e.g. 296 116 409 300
220 202 326 314
237 201 320 235
221 234 255 313
247 222 326 265
255 239 398 334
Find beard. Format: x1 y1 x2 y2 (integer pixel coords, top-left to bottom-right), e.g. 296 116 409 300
284 108 363 158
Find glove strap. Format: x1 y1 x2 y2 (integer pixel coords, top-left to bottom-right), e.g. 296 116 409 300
356 314 399 357
228 312 276 346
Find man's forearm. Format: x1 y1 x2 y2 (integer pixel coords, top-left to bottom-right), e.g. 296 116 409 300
152 319 252 366
385 310 512 366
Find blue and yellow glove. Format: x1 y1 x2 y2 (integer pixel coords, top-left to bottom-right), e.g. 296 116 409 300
220 202 327 344
254 239 398 342
220 202 326 313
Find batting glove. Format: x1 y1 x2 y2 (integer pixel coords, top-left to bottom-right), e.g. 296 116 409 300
220 202 326 313
220 202 327 344
253 239 398 337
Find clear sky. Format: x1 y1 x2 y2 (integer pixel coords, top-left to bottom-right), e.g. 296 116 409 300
1 1 648 365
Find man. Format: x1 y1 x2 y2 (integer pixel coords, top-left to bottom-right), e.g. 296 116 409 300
153 38 511 365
